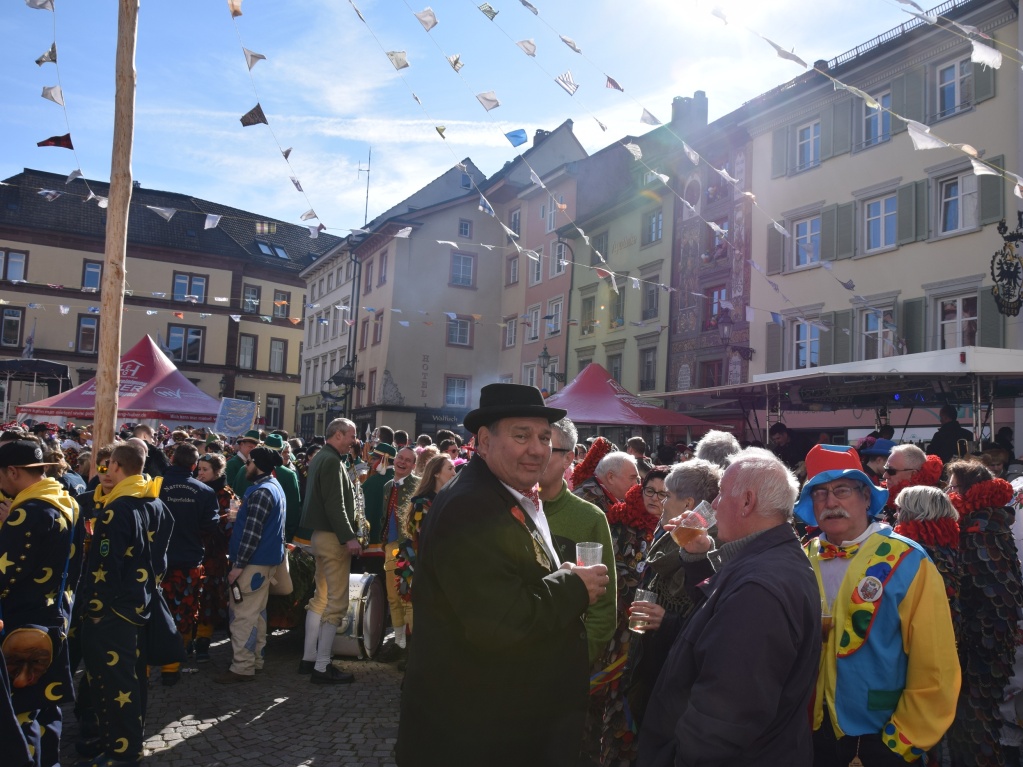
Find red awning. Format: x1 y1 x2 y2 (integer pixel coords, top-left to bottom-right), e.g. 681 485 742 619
18 335 221 424
544 363 719 428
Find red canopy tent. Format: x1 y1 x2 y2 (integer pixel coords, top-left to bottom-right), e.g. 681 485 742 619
544 363 718 429
17 335 220 424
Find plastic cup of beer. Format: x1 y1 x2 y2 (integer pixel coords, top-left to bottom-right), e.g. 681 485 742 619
670 500 716 548
629 588 657 634
576 542 603 566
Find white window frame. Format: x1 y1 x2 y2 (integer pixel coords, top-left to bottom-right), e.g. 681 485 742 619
792 320 820 370
640 348 657 391
528 251 543 286
864 194 897 253
238 334 256 369
581 296 596 336
937 294 978 349
77 316 98 354
503 317 517 348
526 305 541 342
82 261 102 291
546 195 562 232
937 172 978 235
509 208 521 236
458 219 472 239
606 353 623 383
450 252 475 287
269 339 286 374
643 210 663 245
793 215 821 268
936 57 972 120
550 241 567 277
447 317 471 346
861 307 897 360
863 91 892 148
444 376 470 407
546 297 563 337
167 325 203 364
507 255 519 285
265 395 283 429
796 120 821 171
522 363 537 388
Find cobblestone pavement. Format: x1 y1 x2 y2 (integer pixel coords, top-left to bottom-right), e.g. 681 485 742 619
59 629 404 766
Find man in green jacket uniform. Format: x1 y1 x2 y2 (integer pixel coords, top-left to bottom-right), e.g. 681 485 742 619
225 430 261 496
540 417 617 663
265 434 302 541
298 418 361 684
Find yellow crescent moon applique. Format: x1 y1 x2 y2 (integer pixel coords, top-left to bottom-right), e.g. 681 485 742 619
103 509 115 524
44 682 63 701
6 508 26 526
114 738 129 753
106 650 119 666
33 567 53 584
89 599 103 612
136 568 148 583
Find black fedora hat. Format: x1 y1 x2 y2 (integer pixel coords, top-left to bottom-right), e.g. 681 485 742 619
463 383 567 434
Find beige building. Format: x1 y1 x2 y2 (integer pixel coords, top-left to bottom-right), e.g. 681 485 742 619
0 169 342 433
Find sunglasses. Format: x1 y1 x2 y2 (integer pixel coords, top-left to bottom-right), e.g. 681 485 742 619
550 448 573 454
97 464 109 474
883 467 912 476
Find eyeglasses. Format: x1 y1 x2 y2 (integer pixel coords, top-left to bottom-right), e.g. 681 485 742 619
642 487 670 500
550 448 572 454
946 484 960 494
810 484 860 502
883 467 912 476
97 464 109 474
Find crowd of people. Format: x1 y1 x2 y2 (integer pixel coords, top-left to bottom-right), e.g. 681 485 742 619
4 397 1023 767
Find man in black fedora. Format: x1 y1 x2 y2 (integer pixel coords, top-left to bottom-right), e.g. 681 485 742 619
396 383 610 767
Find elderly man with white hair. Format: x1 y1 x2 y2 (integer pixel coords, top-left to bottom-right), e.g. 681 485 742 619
638 448 821 766
693 429 740 470
573 451 640 514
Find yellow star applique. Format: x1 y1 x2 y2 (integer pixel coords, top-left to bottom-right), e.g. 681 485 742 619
115 690 132 707
0 551 12 574
16 711 33 725
93 567 108 582
124 546 134 558
146 530 155 542
44 591 57 607
54 513 68 532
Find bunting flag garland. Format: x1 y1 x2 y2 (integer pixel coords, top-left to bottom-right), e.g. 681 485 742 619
230 315 241 322
478 196 495 216
772 220 789 238
605 76 623 92
88 307 100 314
447 54 464 72
624 143 642 160
529 170 544 187
971 39 1002 69
240 103 268 127
204 214 222 229
300 209 317 221
25 0 54 10
476 91 500 111
478 3 498 20
227 0 243 17
505 129 527 147
717 167 739 185
66 169 82 183
242 48 266 70
759 36 808 68
174 312 184 319
595 118 607 132
972 158 1000 176
395 226 412 238
893 0 924 11
906 120 947 150
516 39 536 56
436 126 446 139
415 7 438 31
37 133 73 149
147 206 176 221
519 0 538 13
308 224 326 238
282 147 292 160
746 306 755 323
387 51 410 70
682 142 699 166
37 190 61 202
35 42 56 66
560 35 582 54
639 109 661 126
290 177 303 192
771 312 784 326
348 0 365 22
555 70 579 95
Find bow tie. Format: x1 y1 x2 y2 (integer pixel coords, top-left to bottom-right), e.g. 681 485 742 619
818 540 860 560
518 484 541 511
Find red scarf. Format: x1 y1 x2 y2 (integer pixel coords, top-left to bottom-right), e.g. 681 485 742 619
947 477 1014 517
893 517 960 548
607 485 658 538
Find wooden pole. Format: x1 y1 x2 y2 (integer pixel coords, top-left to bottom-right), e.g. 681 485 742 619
94 0 138 449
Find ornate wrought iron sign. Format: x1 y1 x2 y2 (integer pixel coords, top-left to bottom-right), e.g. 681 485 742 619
992 214 1023 317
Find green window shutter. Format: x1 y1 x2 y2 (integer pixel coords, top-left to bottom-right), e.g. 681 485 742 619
974 61 996 104
978 287 1003 348
901 297 926 353
766 322 783 373
832 99 852 156
897 182 917 245
915 179 929 241
766 224 784 275
833 309 853 363
979 154 1004 226
890 74 907 135
836 202 855 259
820 205 838 261
820 108 834 162
903 67 925 123
772 128 788 178
819 312 835 366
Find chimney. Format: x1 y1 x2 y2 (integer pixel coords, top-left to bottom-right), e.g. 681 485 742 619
533 129 551 146
671 91 709 134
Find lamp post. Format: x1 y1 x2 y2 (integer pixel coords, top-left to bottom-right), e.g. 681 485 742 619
537 344 567 386
717 308 754 361
321 357 364 419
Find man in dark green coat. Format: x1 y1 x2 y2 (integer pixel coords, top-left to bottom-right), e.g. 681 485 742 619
265 434 302 541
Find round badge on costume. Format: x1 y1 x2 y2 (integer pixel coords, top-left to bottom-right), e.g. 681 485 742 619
857 575 884 602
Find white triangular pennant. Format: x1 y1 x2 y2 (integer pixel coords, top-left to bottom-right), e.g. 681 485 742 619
41 85 63 106
415 7 438 30
243 48 266 70
147 206 176 221
204 214 222 229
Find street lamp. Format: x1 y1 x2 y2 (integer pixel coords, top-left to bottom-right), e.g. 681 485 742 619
717 308 754 360
321 357 365 418
537 344 566 384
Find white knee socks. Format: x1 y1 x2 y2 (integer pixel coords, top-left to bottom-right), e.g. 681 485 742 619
303 610 321 662
314 619 336 672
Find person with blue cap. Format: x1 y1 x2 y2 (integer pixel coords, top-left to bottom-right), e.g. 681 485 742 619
858 437 896 486
797 444 961 766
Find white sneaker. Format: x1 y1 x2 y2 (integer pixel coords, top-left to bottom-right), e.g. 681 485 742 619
395 630 407 649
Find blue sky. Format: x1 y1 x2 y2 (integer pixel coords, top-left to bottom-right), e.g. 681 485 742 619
1 0 917 234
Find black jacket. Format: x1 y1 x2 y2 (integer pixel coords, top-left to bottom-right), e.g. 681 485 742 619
639 524 821 767
927 419 973 463
397 454 590 767
160 466 220 569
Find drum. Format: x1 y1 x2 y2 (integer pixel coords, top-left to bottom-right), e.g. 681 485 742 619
331 572 385 659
